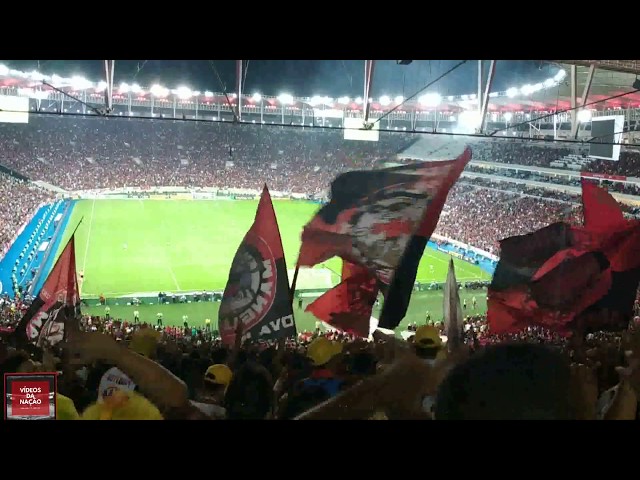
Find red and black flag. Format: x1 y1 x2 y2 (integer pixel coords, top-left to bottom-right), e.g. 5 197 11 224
305 260 379 338
488 183 640 335
219 185 296 345
298 148 471 330
13 234 80 349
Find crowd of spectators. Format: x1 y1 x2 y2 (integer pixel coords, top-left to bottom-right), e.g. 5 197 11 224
434 184 578 254
0 173 53 256
1 293 638 420
0 115 414 193
473 140 640 179
466 163 640 197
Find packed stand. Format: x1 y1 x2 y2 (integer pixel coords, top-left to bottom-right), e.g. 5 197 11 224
587 150 640 178
0 116 415 194
466 163 640 197
434 184 578 254
473 141 640 178
0 172 53 257
2 299 640 420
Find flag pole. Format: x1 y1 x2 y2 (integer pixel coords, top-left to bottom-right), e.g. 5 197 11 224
289 265 299 306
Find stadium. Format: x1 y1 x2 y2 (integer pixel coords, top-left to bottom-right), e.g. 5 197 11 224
0 60 639 336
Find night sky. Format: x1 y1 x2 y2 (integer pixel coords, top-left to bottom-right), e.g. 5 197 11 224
2 60 560 99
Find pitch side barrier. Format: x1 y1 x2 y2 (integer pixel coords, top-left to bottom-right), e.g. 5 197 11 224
73 186 316 201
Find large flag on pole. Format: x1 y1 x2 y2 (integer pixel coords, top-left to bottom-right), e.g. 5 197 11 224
219 185 296 345
488 182 640 335
305 260 378 338
13 234 80 348
298 148 471 330
443 259 463 351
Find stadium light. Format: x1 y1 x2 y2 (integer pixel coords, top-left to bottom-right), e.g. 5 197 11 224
520 84 535 96
309 95 323 106
323 96 333 106
131 83 142 94
252 92 262 102
506 87 519 98
504 112 513 122
0 64 8 76
418 93 442 107
204 91 214 98
119 82 131 94
379 95 391 106
175 86 192 100
278 93 294 105
70 76 92 90
555 69 567 81
395 95 404 104
51 74 64 87
96 81 108 92
150 84 169 97
355 97 363 105
29 70 45 82
337 96 350 104
577 109 592 123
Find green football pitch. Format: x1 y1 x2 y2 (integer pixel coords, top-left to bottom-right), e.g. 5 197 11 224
56 199 491 331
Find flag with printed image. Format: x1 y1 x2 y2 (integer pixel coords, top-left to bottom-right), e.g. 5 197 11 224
298 147 471 330
13 235 80 348
218 185 296 345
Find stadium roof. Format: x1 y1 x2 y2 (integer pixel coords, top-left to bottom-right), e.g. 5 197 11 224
0 61 639 114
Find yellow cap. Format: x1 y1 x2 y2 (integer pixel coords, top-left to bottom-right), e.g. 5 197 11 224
129 328 161 358
306 337 344 366
81 390 163 420
204 364 233 387
414 325 443 349
56 394 79 420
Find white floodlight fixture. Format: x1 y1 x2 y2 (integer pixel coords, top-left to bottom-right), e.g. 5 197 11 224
504 112 513 122
70 76 92 90
520 84 534 96
175 86 193 100
309 95 323 106
577 109 592 123
252 92 262 102
0 64 9 76
150 84 169 97
278 93 294 105
379 95 391 106
395 95 404 104
131 83 142 94
418 93 442 107
119 82 130 94
506 87 519 98
204 91 214 98
338 96 350 104
96 81 108 92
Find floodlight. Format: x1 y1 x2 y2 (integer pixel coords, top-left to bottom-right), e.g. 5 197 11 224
379 95 391 106
278 93 293 105
577 109 592 123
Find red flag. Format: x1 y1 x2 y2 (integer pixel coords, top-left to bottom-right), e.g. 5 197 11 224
581 179 625 231
13 235 80 347
218 185 296 345
298 148 471 330
488 211 640 335
305 261 378 338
